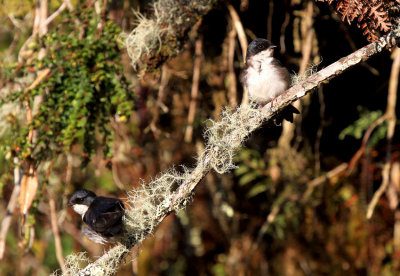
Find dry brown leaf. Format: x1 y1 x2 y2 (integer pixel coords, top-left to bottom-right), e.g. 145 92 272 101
19 164 39 216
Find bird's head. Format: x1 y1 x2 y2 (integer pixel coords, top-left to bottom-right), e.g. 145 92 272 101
68 189 97 217
246 38 276 62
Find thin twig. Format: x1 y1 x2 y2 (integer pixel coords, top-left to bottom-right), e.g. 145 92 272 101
298 1 315 76
366 48 400 219
65 153 73 186
279 8 291 54
245 205 280 271
41 2 67 32
278 0 314 149
18 0 67 61
226 4 248 105
5 26 21 58
227 26 238 107
131 245 139 275
302 163 349 202
267 0 274 41
25 68 51 92
367 161 391 219
156 66 170 114
24 48 51 143
0 158 22 259
112 163 125 190
388 162 400 265
185 37 203 143
226 4 248 62
314 86 325 175
395 209 400 270
346 114 388 175
387 162 400 210
63 0 74 11
149 65 170 137
50 198 66 273
244 185 294 273
32 0 44 35
8 14 23 29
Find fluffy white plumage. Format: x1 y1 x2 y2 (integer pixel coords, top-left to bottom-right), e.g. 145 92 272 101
241 38 299 123
243 48 290 104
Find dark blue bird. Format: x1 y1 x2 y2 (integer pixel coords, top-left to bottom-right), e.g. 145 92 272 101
68 189 125 244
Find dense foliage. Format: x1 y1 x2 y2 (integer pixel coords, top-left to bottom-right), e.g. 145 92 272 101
1 8 133 164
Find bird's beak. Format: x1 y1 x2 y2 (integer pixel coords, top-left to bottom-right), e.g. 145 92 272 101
67 202 73 207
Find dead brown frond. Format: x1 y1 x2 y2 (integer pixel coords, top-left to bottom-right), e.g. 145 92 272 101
316 0 400 41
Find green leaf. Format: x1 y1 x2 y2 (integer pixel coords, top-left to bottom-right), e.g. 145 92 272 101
246 183 268 198
339 107 383 140
239 171 261 186
234 164 250 176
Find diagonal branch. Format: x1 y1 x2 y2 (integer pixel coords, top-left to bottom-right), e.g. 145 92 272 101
74 23 400 276
49 198 66 273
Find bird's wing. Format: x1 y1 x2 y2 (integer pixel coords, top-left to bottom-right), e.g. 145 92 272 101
83 197 125 234
81 225 108 244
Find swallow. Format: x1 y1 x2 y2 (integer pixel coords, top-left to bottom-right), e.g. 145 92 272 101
241 38 299 123
68 189 125 244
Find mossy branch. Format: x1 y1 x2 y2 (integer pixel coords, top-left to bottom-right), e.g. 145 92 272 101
65 21 400 276
122 0 218 71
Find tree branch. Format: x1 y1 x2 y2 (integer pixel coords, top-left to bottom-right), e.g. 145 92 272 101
49 198 66 274
73 23 400 276
226 4 248 104
124 0 218 71
185 36 203 142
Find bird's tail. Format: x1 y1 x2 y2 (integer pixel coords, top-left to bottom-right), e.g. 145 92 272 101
274 104 300 124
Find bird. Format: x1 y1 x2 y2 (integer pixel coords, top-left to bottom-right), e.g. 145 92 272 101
68 189 125 244
241 38 299 123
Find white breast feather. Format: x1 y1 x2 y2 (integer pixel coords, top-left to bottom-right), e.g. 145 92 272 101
245 51 288 104
72 204 89 218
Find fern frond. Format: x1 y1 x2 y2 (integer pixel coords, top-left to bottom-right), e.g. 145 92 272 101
316 0 399 41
